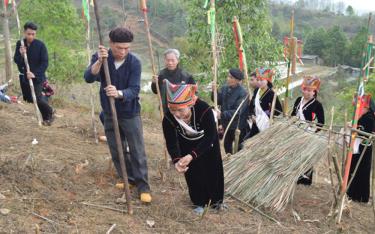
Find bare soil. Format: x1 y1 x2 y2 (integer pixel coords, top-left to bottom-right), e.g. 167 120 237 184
0 100 374 233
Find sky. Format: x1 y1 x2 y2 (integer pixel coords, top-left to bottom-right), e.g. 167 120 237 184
342 0 375 13
284 0 375 14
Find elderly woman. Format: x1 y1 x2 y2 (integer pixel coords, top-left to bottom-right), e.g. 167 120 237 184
151 48 195 113
162 80 224 215
246 67 283 138
347 94 374 203
291 76 325 185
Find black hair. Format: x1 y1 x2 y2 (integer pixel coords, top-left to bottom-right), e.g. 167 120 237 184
250 72 256 77
267 81 273 89
109 27 134 43
24 22 38 31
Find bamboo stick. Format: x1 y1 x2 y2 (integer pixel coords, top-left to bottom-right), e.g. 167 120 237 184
139 0 169 171
327 107 338 204
93 0 132 215
372 139 375 221
85 11 99 144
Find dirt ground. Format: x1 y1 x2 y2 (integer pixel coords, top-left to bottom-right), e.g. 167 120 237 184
1 100 374 233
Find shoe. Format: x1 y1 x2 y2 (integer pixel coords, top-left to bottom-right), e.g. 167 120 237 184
42 110 56 126
211 202 228 211
193 206 204 215
140 193 152 203
115 182 135 190
99 135 107 142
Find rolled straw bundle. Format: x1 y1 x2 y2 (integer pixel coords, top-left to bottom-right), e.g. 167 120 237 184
224 119 330 212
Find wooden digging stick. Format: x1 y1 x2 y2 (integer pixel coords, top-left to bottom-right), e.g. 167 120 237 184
93 0 132 214
139 0 170 172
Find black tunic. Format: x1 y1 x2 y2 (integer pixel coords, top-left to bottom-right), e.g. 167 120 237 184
162 99 224 207
291 96 325 127
347 111 374 203
292 96 325 185
247 87 283 137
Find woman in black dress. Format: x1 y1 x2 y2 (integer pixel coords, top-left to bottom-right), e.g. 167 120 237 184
246 67 283 138
162 80 224 214
291 76 325 185
347 94 374 203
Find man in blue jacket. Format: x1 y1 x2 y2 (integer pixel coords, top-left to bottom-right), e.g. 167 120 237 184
84 27 151 203
213 68 248 154
14 22 54 125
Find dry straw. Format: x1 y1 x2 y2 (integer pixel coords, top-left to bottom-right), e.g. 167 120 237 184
224 118 333 212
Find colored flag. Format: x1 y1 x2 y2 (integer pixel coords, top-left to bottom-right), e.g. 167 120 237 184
82 0 90 23
4 0 13 8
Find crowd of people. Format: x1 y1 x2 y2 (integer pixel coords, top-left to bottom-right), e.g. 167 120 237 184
4 23 374 215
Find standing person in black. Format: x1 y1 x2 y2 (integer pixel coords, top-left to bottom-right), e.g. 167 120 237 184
213 68 247 154
151 49 195 113
238 72 258 149
291 76 325 185
347 94 374 203
246 68 283 138
14 22 54 125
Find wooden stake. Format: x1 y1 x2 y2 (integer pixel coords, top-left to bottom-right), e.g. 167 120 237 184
85 10 99 144
2 1 13 83
372 139 375 221
327 107 338 205
93 0 132 215
139 0 169 172
210 0 218 111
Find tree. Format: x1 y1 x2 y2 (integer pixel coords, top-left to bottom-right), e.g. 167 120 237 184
272 21 281 40
18 0 86 83
182 0 282 85
303 28 328 58
345 5 355 16
346 27 367 67
323 25 348 66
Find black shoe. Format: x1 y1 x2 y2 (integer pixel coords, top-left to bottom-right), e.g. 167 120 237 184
42 111 55 126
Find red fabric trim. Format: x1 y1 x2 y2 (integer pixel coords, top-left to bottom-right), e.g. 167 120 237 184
172 157 181 164
191 150 198 160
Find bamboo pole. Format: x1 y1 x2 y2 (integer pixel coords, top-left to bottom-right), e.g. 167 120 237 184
139 0 169 172
2 1 13 83
342 110 348 172
209 0 218 111
85 6 99 144
327 107 338 205
222 95 249 144
12 1 43 126
283 10 295 115
92 0 132 215
372 139 375 220
232 16 251 97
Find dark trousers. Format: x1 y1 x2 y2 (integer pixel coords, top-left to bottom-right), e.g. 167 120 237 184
20 79 52 121
224 129 236 154
104 114 150 193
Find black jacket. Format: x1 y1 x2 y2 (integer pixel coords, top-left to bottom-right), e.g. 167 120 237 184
291 96 325 127
14 39 48 84
248 87 283 117
214 84 248 130
84 51 141 118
